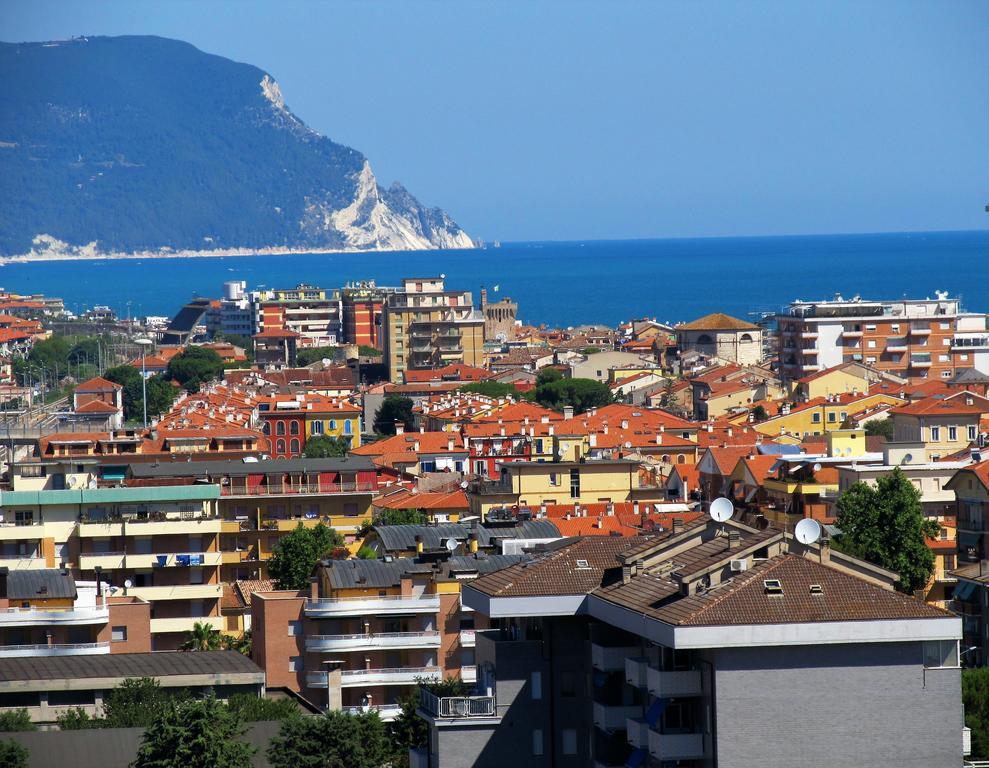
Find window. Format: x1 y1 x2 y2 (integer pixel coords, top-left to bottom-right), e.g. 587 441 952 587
827 412 836 423
930 426 940 442
13 510 33 526
189 567 204 585
560 671 576 697
532 730 544 756
940 322 950 330
290 438 301 455
311 421 323 435
923 640 958 668
569 469 580 499
276 439 286 454
939 354 949 362
865 324 876 331
944 554 956 571
549 472 559 486
867 340 877 349
891 324 899 332
288 656 303 673
949 427 957 441
344 420 353 435
530 671 542 700
111 626 127 642
812 413 821 424
969 425 978 441
329 420 337 430
943 338 951 346
562 729 577 755
276 422 285 436
290 421 300 436
288 620 302 636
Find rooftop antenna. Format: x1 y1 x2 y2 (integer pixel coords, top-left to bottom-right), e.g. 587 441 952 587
795 517 822 545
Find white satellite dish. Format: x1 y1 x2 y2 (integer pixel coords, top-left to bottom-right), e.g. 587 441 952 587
445 538 458 552
709 497 734 523
812 463 822 473
123 579 133 589
460 480 469 490
795 518 822 545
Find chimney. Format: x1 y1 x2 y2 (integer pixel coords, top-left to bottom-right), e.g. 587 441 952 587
656 434 662 445
728 530 741 550
413 440 420 452
819 536 831 564
622 563 633 584
621 419 629 429
589 434 597 448
633 501 640 515
672 518 684 535
447 437 454 452
0 567 7 599
395 421 405 435
564 406 574 421
415 535 424 555
606 502 615 517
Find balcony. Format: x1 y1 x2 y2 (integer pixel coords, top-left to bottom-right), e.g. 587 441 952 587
626 718 650 749
593 702 640 731
648 731 706 761
125 518 222 536
0 605 109 626
419 689 496 719
126 584 223 602
221 481 376 498
79 552 126 570
78 522 124 538
307 667 441 688
625 656 648 688
910 355 932 368
799 331 818 339
342 704 402 721
886 338 908 351
0 641 110 658
126 551 223 569
305 631 441 652
0 556 47 571
841 329 863 338
149 616 222 634
953 336 989 350
0 522 46 541
647 668 704 697
304 594 440 617
910 325 932 336
460 629 476 648
592 643 638 672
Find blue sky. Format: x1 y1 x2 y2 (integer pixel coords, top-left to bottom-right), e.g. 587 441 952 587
3 0 988 242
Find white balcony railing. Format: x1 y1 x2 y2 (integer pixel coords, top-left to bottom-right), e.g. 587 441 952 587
307 666 441 688
592 643 638 672
625 657 648 688
0 556 47 571
460 665 477 684
593 702 640 731
419 689 496 719
626 718 650 748
305 631 441 652
0 605 109 627
648 731 706 761
126 551 223 568
459 629 476 647
304 595 440 617
342 704 403 721
0 641 110 658
646 668 704 698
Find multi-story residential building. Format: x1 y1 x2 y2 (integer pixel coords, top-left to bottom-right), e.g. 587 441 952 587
256 284 343 348
951 312 989 375
947 461 989 665
777 293 971 381
383 278 485 383
257 393 362 458
676 313 764 366
0 568 151 659
890 390 989 461
252 554 517 719
206 280 258 338
418 517 963 768
127 457 379 582
341 281 397 349
742 390 906 441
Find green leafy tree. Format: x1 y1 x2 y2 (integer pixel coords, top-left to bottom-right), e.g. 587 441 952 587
104 365 177 422
224 692 299 722
459 381 519 398
222 629 252 656
166 346 225 392
0 709 36 732
534 377 613 414
356 545 378 560
964 667 989 759
864 417 895 441
580 346 601 355
67 337 102 365
373 395 415 435
269 523 344 590
268 710 391 768
27 335 71 370
374 508 428 527
295 346 340 367
103 678 188 728
751 404 768 422
390 677 469 765
180 621 223 651
536 367 563 386
133 696 254 768
0 740 28 768
357 345 382 358
302 435 351 458
833 468 940 594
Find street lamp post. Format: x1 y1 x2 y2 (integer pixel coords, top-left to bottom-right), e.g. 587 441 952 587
134 338 153 428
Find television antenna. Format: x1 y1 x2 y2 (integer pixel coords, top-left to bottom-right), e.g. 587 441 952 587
709 497 733 523
795 518 822 545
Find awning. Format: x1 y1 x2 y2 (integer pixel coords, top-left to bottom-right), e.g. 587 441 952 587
954 581 977 601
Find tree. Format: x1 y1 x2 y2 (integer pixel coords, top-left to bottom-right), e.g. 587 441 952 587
222 629 252 656
295 346 340 367
104 365 177 422
390 677 468 766
536 367 563 386
268 710 391 768
459 380 520 398
56 708 101 730
27 335 71 370
357 345 382 358
373 395 415 435
356 545 378 560
374 508 428 527
103 677 186 728
864 417 895 441
224 692 299 722
833 468 940 594
133 696 254 768
0 710 35 732
533 377 613 414
751 404 768 422
964 667 989 759
302 435 351 458
580 346 601 355
180 621 223 651
166 346 225 392
268 523 344 591
0 740 28 768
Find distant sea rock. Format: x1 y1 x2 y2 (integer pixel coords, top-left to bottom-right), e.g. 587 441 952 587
0 35 474 259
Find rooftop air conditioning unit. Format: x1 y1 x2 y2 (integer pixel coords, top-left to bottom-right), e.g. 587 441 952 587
730 559 747 573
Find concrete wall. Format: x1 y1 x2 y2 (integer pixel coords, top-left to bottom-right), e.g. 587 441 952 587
4 720 282 768
710 642 962 768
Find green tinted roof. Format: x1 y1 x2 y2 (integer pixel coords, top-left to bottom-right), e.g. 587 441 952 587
0 484 220 507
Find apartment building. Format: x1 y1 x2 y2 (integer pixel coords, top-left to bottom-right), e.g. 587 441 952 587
777 293 967 381
206 280 257 338
256 284 343 348
383 278 485 383
257 393 362 458
252 554 515 719
890 390 989 461
416 518 963 768
952 313 989 374
341 281 397 349
127 457 379 582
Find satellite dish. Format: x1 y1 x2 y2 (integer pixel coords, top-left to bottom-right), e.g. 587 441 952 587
709 497 734 523
123 579 133 589
812 463 822 473
445 538 458 552
795 518 822 545
460 480 469 489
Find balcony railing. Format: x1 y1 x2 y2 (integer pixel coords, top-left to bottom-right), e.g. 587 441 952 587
459 629 476 647
304 594 440 617
0 605 110 626
648 731 706 761
460 665 477 684
305 631 441 652
647 668 704 698
0 556 47 570
342 704 403 721
593 702 640 731
221 482 376 497
592 643 638 673
307 667 441 688
419 689 496 719
0 641 110 657
625 657 648 688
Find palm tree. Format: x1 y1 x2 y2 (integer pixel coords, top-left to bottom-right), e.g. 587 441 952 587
179 621 222 651
221 629 252 656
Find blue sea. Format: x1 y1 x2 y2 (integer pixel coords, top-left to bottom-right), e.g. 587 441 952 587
2 230 987 327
